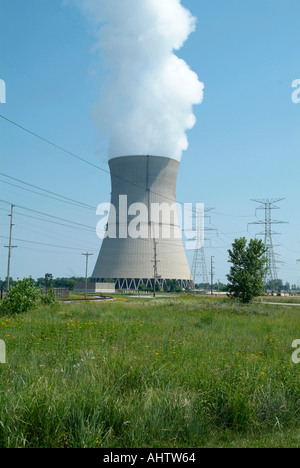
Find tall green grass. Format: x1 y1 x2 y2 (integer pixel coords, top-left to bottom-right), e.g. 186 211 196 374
0 296 299 447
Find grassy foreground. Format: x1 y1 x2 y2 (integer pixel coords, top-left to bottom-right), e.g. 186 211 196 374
0 295 299 448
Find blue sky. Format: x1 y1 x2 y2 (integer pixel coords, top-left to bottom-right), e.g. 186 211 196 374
0 0 299 285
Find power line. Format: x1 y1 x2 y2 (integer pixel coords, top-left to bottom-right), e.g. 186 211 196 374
0 114 110 175
0 199 97 231
0 113 180 208
0 173 147 225
15 220 98 248
0 172 96 211
14 210 97 234
0 117 271 281
210 210 254 219
0 198 214 256
0 114 218 217
0 235 97 252
0 115 259 247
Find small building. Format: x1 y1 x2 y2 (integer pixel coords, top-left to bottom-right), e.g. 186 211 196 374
74 282 115 294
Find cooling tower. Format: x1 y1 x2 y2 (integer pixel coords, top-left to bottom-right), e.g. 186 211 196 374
92 155 193 290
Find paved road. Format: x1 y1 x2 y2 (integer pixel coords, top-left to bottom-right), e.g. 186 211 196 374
261 301 300 306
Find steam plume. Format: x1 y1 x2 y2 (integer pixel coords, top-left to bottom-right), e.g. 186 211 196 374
79 0 204 161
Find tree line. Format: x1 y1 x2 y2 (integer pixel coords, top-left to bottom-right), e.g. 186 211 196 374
0 275 89 291
1 237 299 304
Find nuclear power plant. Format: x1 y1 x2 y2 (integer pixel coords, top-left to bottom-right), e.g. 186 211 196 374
91 155 193 290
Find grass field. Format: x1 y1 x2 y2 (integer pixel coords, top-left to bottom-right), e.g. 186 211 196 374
0 295 299 448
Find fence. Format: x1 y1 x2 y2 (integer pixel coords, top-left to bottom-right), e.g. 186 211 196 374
0 287 6 300
42 288 69 300
0 286 70 301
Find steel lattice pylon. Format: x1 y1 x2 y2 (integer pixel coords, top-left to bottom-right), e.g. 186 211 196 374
191 206 210 286
191 246 209 285
250 198 286 287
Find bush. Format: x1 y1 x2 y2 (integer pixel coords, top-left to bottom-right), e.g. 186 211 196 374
0 277 55 316
40 285 57 306
164 280 182 292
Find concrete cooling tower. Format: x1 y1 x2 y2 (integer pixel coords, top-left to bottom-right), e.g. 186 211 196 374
91 155 193 290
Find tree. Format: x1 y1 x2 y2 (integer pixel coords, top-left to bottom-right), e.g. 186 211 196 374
0 277 57 316
44 273 53 290
227 237 268 303
0 277 16 289
265 278 283 293
0 277 41 315
163 279 182 293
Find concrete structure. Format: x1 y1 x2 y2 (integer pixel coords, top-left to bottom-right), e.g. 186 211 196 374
74 282 116 294
92 155 193 290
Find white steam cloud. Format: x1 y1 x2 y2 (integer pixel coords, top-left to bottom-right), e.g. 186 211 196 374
79 0 204 161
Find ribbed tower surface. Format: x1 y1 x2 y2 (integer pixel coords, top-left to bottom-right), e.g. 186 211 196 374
92 155 192 290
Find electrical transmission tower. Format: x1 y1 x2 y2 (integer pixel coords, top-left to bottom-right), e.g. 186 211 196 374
192 246 209 286
249 198 286 287
191 207 216 288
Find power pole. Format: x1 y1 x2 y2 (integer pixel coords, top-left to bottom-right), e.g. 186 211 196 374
210 256 214 295
5 204 17 292
250 199 287 290
152 239 160 297
81 252 93 300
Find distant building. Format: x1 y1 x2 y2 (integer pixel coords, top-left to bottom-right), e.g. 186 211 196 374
74 282 115 294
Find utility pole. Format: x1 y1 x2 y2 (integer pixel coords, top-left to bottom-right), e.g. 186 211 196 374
210 256 214 295
5 204 17 292
81 252 93 300
152 239 160 297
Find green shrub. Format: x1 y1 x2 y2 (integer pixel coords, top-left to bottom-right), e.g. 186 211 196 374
0 277 43 315
40 285 57 307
